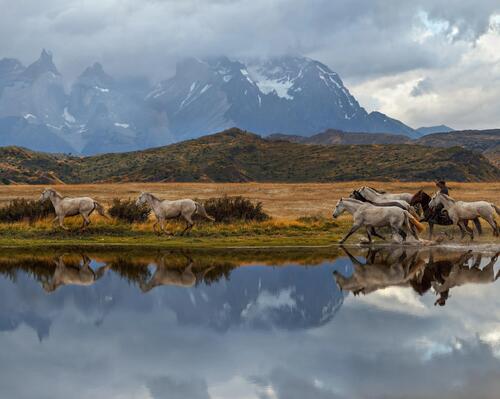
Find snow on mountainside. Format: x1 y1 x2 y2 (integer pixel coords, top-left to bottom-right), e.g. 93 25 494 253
0 51 422 155
148 55 419 140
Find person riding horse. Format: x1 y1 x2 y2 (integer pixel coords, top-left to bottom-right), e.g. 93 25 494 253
425 180 450 224
436 180 449 195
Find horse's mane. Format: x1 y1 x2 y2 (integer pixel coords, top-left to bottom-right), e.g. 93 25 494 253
439 192 456 202
46 188 64 199
342 197 364 204
366 186 386 194
143 192 161 202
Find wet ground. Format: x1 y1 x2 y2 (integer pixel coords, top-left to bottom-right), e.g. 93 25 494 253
0 246 499 398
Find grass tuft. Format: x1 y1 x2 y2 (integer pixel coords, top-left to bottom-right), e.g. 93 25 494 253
108 198 151 223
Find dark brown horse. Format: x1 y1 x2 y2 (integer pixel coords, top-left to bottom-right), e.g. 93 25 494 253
410 190 482 239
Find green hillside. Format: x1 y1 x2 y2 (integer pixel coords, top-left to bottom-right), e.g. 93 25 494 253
1 128 499 184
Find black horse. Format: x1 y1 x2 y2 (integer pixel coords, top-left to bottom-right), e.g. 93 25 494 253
410 190 482 239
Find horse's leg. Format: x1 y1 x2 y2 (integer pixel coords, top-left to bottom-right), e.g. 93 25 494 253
480 214 499 237
339 224 361 244
457 221 466 239
159 218 172 235
180 214 194 236
152 220 160 235
81 212 91 230
58 215 69 231
364 227 372 244
472 218 483 236
428 223 433 240
459 220 474 240
370 227 385 241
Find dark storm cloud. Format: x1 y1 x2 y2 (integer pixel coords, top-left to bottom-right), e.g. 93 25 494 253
0 0 498 81
0 0 500 128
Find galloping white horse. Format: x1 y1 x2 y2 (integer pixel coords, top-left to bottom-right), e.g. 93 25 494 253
332 198 424 243
40 188 107 230
429 192 500 239
136 192 214 235
356 186 413 205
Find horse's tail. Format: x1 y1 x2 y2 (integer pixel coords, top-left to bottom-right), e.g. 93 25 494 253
195 202 215 221
405 211 425 233
492 203 500 216
94 201 109 219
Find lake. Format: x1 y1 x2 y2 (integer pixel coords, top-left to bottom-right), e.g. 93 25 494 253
0 246 499 399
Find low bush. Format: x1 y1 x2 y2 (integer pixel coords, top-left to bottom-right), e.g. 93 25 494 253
0 198 54 223
108 198 150 223
200 195 270 223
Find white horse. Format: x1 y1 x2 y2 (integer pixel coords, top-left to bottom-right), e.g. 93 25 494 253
333 247 426 295
40 188 108 230
332 198 424 243
136 192 214 235
429 192 500 239
139 255 215 292
356 186 413 205
41 254 111 293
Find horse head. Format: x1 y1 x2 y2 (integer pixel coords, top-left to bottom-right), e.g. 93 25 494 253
40 188 55 202
332 198 345 218
136 192 148 206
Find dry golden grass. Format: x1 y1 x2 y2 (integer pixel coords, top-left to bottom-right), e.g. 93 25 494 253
1 182 499 220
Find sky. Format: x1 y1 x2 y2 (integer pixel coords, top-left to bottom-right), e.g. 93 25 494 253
1 0 500 129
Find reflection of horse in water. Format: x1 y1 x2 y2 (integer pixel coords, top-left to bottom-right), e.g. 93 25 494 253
333 247 500 307
431 251 500 306
139 255 215 292
41 254 111 293
333 247 426 295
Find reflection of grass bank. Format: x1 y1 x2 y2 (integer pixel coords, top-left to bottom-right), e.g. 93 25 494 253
0 246 346 289
0 215 346 248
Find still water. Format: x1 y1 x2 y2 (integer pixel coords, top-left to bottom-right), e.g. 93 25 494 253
0 246 499 399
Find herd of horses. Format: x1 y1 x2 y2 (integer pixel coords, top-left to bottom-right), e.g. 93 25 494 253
334 186 500 243
37 186 500 243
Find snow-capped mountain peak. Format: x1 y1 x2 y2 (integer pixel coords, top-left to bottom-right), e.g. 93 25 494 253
0 51 420 154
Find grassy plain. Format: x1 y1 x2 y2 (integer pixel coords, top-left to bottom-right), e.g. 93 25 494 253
0 182 499 248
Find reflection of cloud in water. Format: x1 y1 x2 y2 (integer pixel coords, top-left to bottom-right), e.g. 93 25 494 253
347 286 428 315
241 287 297 323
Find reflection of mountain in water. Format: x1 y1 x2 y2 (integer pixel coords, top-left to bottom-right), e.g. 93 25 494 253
158 264 347 331
1 247 498 341
0 252 349 338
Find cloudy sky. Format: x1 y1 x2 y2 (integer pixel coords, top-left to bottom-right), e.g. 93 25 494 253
1 0 500 129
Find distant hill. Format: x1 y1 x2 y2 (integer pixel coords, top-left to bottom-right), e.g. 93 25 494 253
269 129 412 145
415 129 500 152
1 128 499 184
416 125 454 135
416 129 500 168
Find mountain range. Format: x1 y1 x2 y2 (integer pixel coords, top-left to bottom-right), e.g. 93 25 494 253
1 128 498 184
0 50 446 155
271 128 500 168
